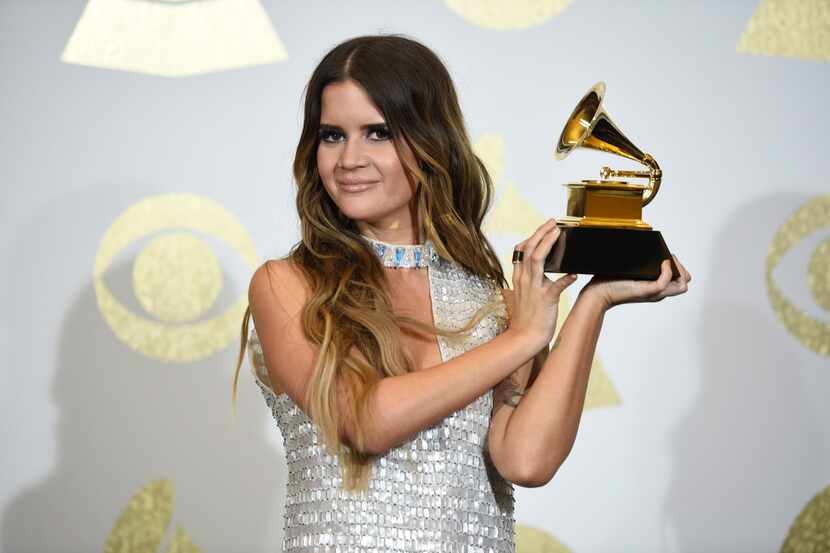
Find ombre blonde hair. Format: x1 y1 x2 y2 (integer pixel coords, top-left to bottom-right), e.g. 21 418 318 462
232 34 508 491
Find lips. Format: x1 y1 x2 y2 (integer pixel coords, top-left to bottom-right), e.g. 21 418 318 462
338 179 378 192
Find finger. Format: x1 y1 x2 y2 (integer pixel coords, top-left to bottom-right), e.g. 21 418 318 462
672 257 690 294
547 273 578 299
520 219 558 284
529 225 562 282
663 275 689 297
662 284 687 300
651 259 673 299
511 240 527 287
673 255 691 283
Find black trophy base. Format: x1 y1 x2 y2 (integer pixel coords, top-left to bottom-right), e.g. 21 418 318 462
544 226 679 280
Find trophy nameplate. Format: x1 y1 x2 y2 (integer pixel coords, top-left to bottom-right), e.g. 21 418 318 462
545 82 679 280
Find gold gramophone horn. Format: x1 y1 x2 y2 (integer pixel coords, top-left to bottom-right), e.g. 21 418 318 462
555 82 662 206
545 81 678 280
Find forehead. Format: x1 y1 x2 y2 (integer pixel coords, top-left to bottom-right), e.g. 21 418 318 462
320 80 385 124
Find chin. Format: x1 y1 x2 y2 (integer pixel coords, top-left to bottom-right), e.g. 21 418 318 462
344 210 395 225
335 200 386 222
336 201 408 227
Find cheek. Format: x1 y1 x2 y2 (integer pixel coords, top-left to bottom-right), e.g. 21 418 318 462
316 147 337 192
316 147 333 176
378 148 415 196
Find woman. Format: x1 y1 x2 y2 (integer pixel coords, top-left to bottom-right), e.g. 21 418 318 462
232 34 690 552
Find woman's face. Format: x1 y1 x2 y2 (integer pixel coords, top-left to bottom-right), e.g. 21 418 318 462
317 79 419 240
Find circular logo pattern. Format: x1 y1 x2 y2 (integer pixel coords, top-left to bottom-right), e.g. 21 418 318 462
780 484 830 553
766 193 830 357
94 193 259 362
133 232 223 323
808 238 830 311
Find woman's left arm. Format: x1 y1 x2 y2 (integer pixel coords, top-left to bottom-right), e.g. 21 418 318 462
488 256 691 487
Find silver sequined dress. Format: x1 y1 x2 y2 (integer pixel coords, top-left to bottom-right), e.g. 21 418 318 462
248 243 515 552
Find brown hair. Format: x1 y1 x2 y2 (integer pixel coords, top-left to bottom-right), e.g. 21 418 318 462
232 34 506 490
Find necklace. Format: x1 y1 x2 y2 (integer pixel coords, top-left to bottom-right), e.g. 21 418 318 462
360 234 437 269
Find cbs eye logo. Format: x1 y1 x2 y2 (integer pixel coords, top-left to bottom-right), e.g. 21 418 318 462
93 194 259 362
766 193 830 357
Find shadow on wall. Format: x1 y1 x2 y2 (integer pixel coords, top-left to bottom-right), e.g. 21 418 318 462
661 193 827 553
1 185 287 553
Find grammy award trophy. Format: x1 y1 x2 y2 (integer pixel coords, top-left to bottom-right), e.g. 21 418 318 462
544 82 680 280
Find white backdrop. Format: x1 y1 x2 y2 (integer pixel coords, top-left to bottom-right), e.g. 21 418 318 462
1 1 828 552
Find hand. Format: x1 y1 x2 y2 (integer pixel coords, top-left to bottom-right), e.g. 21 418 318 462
509 218 579 351
580 255 692 310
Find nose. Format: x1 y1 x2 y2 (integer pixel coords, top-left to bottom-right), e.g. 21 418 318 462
337 136 368 169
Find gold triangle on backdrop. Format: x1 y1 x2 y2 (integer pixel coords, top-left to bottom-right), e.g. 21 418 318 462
62 0 287 77
167 524 203 553
104 479 173 553
485 180 547 236
445 0 572 31
103 479 202 553
515 524 574 553
737 0 830 62
474 132 507 183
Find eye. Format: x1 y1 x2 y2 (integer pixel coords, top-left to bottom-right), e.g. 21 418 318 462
318 129 343 143
369 126 392 141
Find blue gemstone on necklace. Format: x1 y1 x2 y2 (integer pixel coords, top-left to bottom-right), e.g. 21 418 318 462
360 234 433 269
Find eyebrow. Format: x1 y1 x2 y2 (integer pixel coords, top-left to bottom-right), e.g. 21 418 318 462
318 122 388 131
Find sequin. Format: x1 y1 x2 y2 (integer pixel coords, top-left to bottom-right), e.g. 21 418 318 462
248 249 514 552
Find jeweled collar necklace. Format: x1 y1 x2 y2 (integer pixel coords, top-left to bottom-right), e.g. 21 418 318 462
359 234 438 269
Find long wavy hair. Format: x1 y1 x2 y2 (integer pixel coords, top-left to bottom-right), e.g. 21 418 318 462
232 34 507 490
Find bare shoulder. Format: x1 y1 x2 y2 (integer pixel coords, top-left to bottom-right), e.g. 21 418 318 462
249 258 310 316
247 258 316 398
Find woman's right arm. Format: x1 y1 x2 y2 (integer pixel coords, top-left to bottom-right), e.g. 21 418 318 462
248 258 540 456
